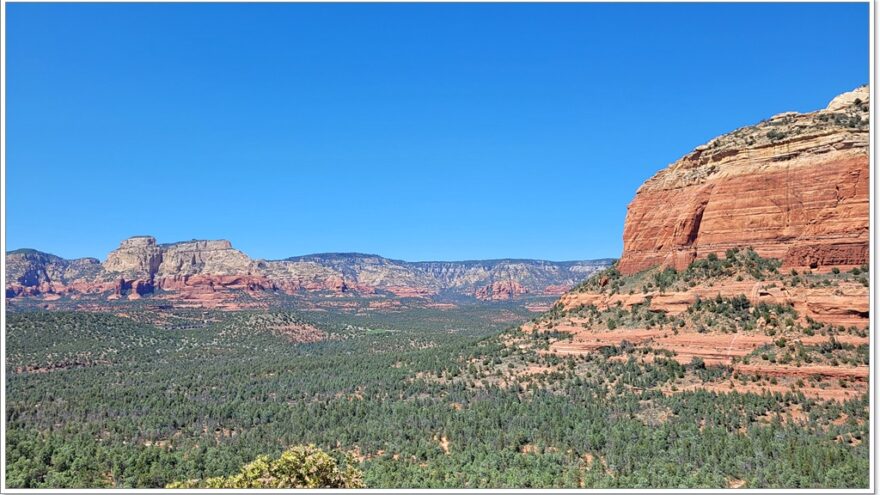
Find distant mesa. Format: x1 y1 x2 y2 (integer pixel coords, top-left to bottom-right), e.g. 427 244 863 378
5 236 613 308
475 280 529 301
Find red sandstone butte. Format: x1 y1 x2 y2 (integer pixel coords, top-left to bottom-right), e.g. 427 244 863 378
618 86 869 275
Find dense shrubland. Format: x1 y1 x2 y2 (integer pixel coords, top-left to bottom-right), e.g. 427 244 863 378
573 248 868 296
5 305 868 489
550 250 868 342
166 444 364 488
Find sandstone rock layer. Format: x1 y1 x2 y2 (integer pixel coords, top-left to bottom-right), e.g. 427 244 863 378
618 86 869 275
523 86 872 403
6 239 612 306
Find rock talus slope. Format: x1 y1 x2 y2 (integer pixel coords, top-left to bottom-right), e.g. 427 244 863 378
618 86 869 275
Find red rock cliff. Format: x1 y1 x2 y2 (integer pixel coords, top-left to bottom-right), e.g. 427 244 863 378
618 86 869 275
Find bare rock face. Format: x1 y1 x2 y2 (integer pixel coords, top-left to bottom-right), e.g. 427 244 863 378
103 236 163 278
6 240 613 306
267 255 611 299
101 237 263 299
103 237 256 279
114 277 155 298
618 86 869 275
475 280 529 300
519 87 869 403
156 240 255 277
6 249 104 297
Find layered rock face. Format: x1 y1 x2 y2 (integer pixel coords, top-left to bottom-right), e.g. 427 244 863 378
270 254 610 299
475 280 529 301
527 87 871 402
98 237 269 302
6 250 105 298
618 86 869 275
103 237 256 279
544 260 869 401
103 236 163 277
157 240 256 277
5 238 612 305
560 277 868 329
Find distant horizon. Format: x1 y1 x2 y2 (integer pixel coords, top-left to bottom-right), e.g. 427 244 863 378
6 236 619 264
6 3 869 261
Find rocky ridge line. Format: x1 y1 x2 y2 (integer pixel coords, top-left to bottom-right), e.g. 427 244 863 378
6 239 612 305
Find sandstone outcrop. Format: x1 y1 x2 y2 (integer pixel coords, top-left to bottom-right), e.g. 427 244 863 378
103 236 163 277
6 249 105 298
475 280 529 300
542 284 573 296
526 86 871 402
559 278 868 328
6 238 612 306
618 86 869 275
99 237 264 300
156 240 255 277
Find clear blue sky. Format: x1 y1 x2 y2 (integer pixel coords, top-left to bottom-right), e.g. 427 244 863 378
6 3 869 262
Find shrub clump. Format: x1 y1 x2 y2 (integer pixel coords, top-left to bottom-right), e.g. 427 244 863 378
166 444 365 489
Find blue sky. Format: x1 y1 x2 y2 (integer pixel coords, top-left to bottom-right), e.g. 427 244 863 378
6 3 869 262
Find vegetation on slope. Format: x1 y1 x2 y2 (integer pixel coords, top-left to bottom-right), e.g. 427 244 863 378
5 303 868 489
574 248 868 296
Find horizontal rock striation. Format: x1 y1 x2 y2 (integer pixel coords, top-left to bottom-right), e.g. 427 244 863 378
475 280 529 301
527 87 871 402
618 86 869 275
559 278 868 328
6 239 612 305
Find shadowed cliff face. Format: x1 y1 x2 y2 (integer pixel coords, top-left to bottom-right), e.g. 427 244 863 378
5 239 613 305
618 85 869 275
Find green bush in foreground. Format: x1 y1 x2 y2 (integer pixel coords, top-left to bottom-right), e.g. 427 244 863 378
166 444 364 489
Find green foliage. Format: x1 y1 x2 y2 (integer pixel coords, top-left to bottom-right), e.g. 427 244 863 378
5 309 870 489
685 248 780 282
572 249 793 298
766 129 787 141
166 444 364 488
573 263 623 294
678 294 802 336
